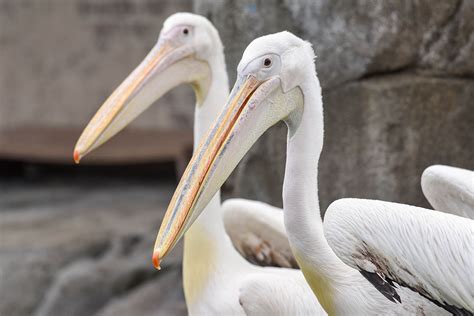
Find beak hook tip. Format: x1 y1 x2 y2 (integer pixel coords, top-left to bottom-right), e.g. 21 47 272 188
73 150 81 164
152 251 161 270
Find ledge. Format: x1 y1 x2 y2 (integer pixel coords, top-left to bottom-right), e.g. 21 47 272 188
0 127 193 165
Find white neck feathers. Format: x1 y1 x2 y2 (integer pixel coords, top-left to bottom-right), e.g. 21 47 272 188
282 73 349 280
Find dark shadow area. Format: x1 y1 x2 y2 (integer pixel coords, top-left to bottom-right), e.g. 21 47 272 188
0 159 178 185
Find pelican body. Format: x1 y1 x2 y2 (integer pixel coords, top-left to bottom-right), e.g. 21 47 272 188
75 14 323 315
154 31 469 315
325 198 473 315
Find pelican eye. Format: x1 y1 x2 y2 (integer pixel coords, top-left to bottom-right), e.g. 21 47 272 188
183 28 189 35
263 58 272 67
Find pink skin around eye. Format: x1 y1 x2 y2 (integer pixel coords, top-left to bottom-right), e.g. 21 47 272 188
159 26 189 45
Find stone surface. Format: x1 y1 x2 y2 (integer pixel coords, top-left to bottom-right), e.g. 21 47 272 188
0 127 192 165
0 0 194 133
97 269 187 316
320 74 474 210
195 0 474 210
195 0 473 88
35 232 184 316
0 180 186 316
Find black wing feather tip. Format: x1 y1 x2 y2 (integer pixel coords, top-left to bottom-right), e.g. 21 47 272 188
359 269 401 304
359 268 472 316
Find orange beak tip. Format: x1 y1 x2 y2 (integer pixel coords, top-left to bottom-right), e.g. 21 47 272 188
152 251 161 270
73 150 81 164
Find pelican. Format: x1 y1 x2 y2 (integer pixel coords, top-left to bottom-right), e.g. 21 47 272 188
153 31 469 315
421 165 474 219
74 14 324 315
323 164 473 314
324 199 473 315
323 165 474 314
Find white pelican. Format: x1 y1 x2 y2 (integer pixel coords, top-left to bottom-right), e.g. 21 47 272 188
74 13 324 315
421 165 474 219
323 165 473 315
153 31 465 315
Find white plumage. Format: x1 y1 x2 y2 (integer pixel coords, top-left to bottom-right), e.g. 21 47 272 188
223 199 297 268
324 198 473 314
422 165 474 219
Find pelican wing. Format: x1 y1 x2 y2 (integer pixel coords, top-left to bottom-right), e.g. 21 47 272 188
324 198 473 314
222 199 297 268
239 271 327 315
422 165 474 219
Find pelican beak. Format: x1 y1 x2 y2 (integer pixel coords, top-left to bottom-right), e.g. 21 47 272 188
73 40 209 163
152 74 303 268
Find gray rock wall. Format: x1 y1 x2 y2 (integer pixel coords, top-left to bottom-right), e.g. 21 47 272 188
0 181 186 316
194 0 474 210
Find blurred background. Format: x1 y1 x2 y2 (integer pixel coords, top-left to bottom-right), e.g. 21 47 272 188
0 1 472 315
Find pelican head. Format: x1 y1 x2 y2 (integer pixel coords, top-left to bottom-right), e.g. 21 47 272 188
154 31 315 267
74 13 223 162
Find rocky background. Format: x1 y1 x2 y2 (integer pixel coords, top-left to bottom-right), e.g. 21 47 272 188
1 0 473 315
0 172 187 316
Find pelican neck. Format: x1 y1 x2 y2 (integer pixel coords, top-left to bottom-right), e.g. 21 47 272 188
282 75 349 280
